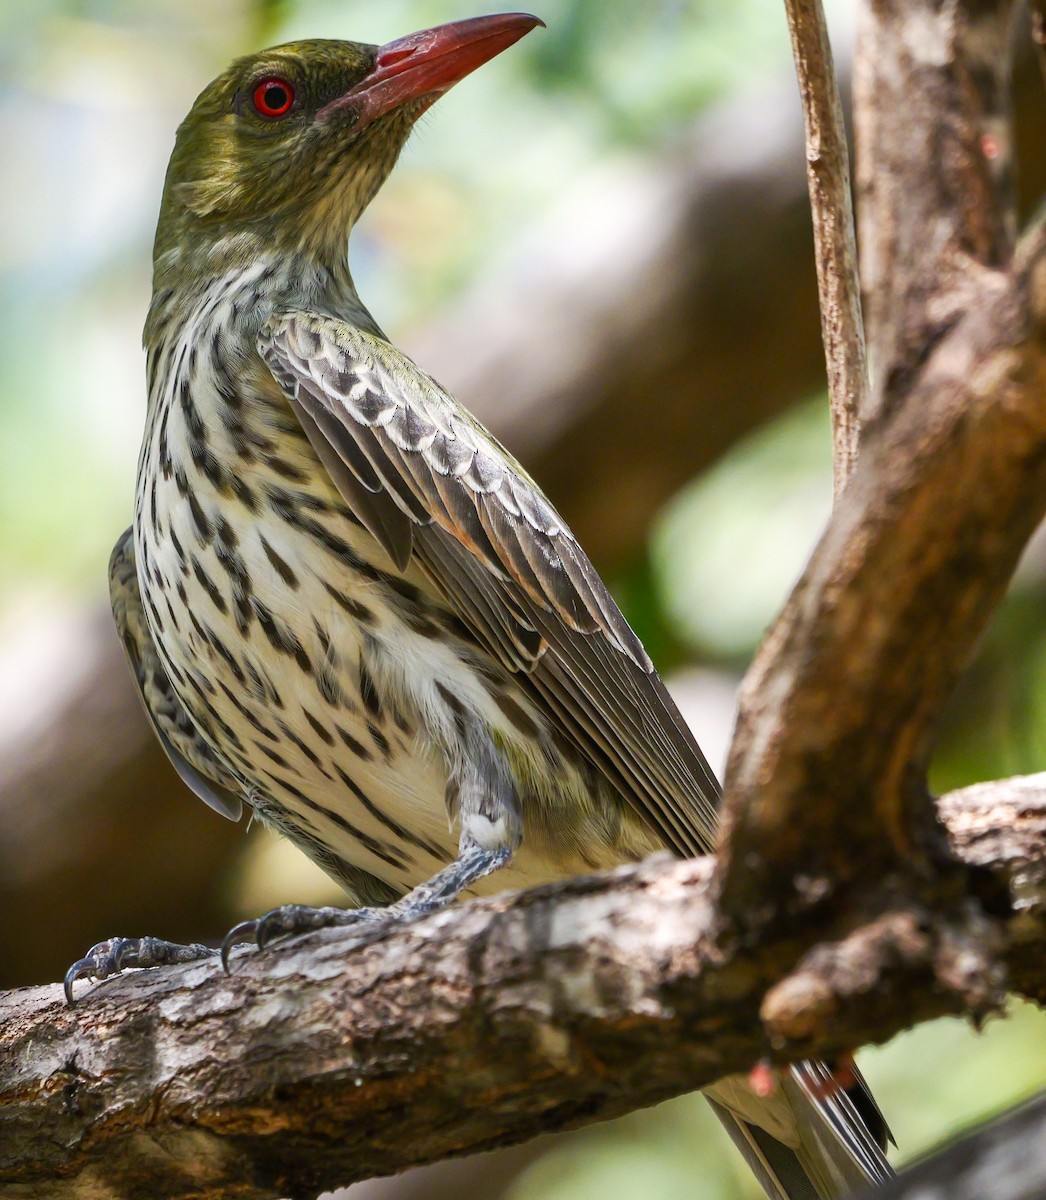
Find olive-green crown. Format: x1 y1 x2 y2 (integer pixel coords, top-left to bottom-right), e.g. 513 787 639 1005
154 40 423 266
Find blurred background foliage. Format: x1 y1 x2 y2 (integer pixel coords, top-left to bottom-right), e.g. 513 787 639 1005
1 1 1044 1198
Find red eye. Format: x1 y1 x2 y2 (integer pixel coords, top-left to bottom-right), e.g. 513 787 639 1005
252 77 295 118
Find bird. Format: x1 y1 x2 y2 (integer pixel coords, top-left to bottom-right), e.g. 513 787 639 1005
66 14 894 1199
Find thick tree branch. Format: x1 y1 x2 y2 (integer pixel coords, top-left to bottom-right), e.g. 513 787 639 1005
719 210 1046 926
855 0 1018 418
871 1089 1046 1200
717 0 1045 946
784 0 867 492
0 778 1043 1200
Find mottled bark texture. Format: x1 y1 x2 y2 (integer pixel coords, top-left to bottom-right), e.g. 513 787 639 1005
0 781 1043 1200
718 0 1046 948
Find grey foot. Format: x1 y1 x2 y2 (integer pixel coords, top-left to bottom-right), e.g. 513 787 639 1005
222 844 510 972
64 936 219 1005
220 903 381 970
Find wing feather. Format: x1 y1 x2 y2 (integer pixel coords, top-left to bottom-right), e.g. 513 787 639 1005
528 614 717 855
291 393 415 570
415 527 547 673
260 312 719 858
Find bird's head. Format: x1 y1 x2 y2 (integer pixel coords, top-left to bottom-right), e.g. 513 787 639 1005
154 13 542 268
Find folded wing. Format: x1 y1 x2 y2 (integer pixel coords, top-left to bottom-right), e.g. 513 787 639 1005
260 312 719 857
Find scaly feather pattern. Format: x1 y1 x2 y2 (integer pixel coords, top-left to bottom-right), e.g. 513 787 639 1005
261 312 721 857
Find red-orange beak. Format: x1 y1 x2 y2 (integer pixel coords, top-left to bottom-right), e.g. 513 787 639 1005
319 13 543 129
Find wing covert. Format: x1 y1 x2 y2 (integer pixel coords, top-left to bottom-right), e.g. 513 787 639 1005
261 312 719 856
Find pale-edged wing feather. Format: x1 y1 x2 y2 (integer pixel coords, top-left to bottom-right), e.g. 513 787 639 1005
260 311 719 858
292 395 415 571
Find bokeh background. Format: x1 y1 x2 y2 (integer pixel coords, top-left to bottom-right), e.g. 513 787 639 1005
2 1 1045 1197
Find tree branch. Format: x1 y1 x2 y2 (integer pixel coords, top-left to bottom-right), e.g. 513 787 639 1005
716 0 1044 945
784 0 867 493
718 208 1046 928
873 1089 1046 1200
854 0 1018 417
1 778 1043 1199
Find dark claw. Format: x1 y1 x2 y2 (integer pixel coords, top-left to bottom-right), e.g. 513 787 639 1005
221 919 261 974
221 904 377 973
65 937 134 1005
64 956 98 1006
64 937 218 1005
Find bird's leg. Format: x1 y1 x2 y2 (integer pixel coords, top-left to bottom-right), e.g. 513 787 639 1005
223 733 522 969
64 937 219 1004
388 841 512 918
221 842 511 969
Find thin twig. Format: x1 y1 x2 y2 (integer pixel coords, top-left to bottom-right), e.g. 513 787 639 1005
783 0 867 495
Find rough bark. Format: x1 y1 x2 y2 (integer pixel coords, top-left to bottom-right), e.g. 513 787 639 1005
855 2 1019 420
719 211 1046 924
717 0 1046 952
0 779 1043 1200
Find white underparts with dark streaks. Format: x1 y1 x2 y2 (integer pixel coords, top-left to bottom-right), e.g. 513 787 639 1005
135 256 660 901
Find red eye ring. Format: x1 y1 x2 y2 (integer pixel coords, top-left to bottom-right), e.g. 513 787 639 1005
252 77 295 118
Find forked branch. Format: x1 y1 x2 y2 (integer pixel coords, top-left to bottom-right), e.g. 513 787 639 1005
717 0 1044 947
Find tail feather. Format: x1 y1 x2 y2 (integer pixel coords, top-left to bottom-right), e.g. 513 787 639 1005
708 1096 822 1200
706 1065 894 1199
